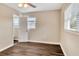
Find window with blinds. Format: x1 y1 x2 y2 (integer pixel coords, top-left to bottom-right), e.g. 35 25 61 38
13 15 20 28
64 3 79 32
27 16 36 30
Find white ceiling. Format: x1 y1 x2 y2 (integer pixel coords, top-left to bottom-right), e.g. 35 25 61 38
4 3 63 13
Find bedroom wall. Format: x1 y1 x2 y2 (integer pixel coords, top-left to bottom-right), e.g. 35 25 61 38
0 4 19 51
60 3 79 56
24 10 60 44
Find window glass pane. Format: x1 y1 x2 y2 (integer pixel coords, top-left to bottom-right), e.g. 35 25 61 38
13 15 20 28
70 16 77 30
27 16 36 30
64 3 79 31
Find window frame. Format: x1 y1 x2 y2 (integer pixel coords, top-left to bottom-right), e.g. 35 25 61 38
64 3 79 32
13 15 20 28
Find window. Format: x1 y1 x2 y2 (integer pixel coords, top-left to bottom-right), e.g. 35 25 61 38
64 3 79 32
27 16 36 30
13 15 20 28
70 16 77 30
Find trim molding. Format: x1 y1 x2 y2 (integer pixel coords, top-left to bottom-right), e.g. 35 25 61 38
28 40 67 56
0 44 14 52
60 43 67 56
19 40 28 42
27 40 60 45
0 40 67 56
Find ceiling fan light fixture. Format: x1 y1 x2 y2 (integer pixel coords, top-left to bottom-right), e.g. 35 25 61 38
18 3 36 8
24 4 28 8
18 3 23 7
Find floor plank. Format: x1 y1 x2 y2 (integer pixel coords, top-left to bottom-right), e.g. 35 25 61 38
0 42 64 56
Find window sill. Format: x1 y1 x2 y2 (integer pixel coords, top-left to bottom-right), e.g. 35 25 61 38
64 29 79 36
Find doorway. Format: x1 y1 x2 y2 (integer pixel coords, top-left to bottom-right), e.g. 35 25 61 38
12 14 28 44
12 14 20 44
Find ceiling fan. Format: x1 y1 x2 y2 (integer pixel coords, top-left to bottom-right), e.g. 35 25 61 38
18 3 36 8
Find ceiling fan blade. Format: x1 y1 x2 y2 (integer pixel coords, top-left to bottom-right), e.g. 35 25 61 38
27 3 36 8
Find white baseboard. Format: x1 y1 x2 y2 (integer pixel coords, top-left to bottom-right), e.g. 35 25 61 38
60 43 67 56
28 40 67 55
19 40 28 42
27 40 60 45
0 44 14 52
0 41 66 56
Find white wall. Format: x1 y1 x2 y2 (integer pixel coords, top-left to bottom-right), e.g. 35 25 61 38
24 10 60 44
0 4 19 51
60 3 79 56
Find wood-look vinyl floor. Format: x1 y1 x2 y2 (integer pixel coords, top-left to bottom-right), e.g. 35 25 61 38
0 42 64 56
